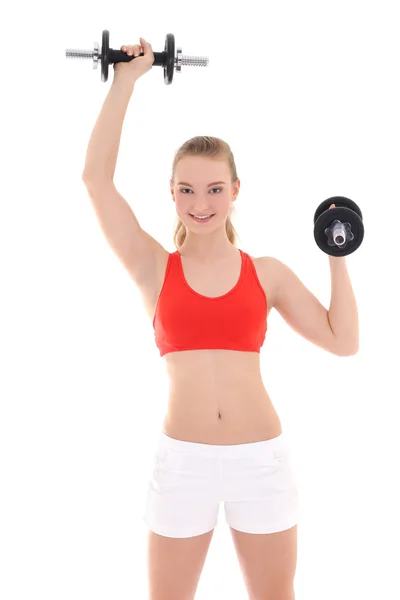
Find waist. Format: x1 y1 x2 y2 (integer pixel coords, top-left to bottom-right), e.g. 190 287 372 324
167 376 268 403
160 350 281 444
163 386 282 444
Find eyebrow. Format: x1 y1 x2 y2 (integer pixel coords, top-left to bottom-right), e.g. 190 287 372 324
176 181 226 187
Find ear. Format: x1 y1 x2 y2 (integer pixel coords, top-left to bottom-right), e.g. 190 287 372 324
170 180 175 202
233 179 240 200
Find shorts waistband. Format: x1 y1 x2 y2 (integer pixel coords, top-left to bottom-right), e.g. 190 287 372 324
157 430 288 459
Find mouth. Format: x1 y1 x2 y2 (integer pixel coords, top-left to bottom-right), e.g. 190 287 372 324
189 214 215 223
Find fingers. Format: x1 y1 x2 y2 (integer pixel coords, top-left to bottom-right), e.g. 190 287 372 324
120 38 152 55
120 42 145 56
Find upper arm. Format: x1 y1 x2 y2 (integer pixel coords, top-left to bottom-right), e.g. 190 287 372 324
83 178 167 286
268 257 339 355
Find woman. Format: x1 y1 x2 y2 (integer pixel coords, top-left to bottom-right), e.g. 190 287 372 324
82 38 359 600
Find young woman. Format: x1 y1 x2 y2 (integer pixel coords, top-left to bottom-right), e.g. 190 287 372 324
82 38 359 600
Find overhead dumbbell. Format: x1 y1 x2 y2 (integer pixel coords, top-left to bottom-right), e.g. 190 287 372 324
313 196 364 256
65 30 209 84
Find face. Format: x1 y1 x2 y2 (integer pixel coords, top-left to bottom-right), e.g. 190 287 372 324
170 156 240 231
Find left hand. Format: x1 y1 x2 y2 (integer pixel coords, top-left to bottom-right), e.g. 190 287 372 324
329 203 336 209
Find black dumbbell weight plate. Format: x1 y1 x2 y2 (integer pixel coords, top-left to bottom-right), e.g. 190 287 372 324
164 33 175 84
314 206 364 256
101 30 110 82
314 196 363 224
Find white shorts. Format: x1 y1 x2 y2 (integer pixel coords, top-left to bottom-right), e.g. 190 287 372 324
143 430 299 538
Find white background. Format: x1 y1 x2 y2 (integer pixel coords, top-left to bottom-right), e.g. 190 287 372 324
1 0 399 598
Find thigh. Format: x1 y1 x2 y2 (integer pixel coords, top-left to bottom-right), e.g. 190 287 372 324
147 528 214 600
230 524 297 600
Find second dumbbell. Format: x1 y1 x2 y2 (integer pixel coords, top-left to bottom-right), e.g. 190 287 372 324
66 30 209 84
313 196 364 256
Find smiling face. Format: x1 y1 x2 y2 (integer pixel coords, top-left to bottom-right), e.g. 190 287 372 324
170 156 240 234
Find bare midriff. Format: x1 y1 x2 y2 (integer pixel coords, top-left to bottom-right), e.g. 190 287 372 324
161 349 282 445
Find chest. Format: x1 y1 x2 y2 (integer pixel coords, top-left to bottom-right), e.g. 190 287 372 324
140 253 275 323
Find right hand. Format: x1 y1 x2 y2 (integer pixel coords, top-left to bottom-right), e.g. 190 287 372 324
113 37 154 83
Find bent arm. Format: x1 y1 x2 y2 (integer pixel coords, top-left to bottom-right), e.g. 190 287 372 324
270 257 359 356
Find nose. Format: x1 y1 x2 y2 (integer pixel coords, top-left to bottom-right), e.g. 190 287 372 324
193 200 212 211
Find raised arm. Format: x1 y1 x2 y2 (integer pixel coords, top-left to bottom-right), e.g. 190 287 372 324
81 46 167 287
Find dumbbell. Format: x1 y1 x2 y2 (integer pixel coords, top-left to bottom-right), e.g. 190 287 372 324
313 196 364 256
65 30 209 84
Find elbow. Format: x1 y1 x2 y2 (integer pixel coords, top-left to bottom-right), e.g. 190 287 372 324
335 344 359 357
329 326 359 356
82 173 113 187
82 170 100 182
331 333 359 356
82 172 93 183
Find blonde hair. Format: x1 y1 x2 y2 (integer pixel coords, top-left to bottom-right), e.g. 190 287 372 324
171 136 240 250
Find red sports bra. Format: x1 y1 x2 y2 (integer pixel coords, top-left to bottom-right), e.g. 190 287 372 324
153 249 268 357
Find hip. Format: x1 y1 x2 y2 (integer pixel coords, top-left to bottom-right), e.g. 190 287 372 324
149 427 297 504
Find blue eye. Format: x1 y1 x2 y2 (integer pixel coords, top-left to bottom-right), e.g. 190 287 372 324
180 188 222 194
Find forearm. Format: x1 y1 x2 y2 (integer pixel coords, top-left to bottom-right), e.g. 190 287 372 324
327 256 359 354
82 78 137 181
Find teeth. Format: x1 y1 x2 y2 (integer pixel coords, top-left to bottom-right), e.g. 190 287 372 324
193 214 212 219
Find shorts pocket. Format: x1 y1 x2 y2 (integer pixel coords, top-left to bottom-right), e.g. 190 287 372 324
150 448 216 499
153 448 169 464
272 446 291 465
270 436 292 465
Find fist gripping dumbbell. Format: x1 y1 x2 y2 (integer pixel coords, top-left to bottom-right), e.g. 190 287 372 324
65 30 209 84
